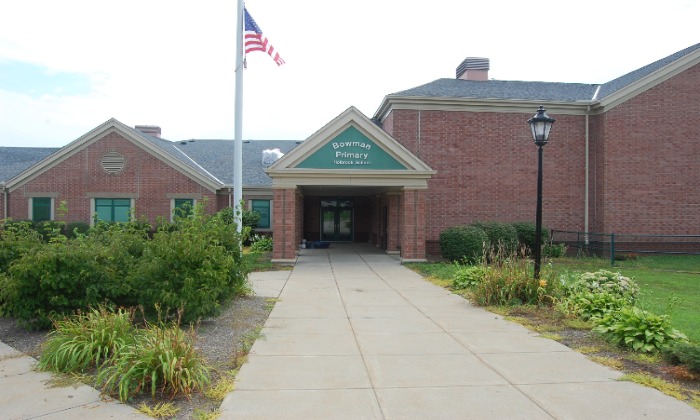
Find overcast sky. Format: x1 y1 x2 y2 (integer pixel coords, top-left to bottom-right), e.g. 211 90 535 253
0 0 698 147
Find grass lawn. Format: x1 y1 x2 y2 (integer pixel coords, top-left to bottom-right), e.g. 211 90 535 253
408 255 700 343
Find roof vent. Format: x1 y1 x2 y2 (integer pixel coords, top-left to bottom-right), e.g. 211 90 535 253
262 148 284 166
135 125 161 138
456 57 489 81
101 151 126 174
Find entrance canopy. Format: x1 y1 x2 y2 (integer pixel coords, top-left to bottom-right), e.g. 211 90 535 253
265 106 435 188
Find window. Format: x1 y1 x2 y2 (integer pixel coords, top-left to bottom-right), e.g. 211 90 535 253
173 198 195 219
252 200 271 229
32 197 52 222
95 198 131 223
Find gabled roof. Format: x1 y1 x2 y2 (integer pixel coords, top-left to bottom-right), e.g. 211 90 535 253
375 42 700 119
266 106 434 189
0 147 59 184
4 118 225 192
0 120 302 190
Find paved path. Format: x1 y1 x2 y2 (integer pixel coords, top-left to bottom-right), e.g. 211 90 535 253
221 243 700 419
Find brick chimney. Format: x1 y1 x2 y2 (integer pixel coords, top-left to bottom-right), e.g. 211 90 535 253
456 57 489 81
135 125 161 138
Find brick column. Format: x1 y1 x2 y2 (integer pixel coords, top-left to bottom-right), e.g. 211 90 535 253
401 188 427 262
386 193 401 254
272 187 298 263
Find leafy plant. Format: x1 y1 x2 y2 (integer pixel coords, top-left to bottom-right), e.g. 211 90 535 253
593 306 688 353
98 319 211 401
544 242 567 258
451 264 487 289
566 270 639 303
471 221 519 256
470 258 560 306
511 221 549 255
250 234 273 252
37 306 136 372
662 342 700 373
439 225 488 263
558 291 630 321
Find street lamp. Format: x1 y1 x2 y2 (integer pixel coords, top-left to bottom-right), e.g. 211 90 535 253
527 106 555 279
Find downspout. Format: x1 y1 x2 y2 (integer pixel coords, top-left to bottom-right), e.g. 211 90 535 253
584 105 590 245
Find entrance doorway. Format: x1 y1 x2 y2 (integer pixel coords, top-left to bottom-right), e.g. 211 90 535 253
320 198 353 242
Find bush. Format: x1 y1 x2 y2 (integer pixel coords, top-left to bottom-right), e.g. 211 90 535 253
2 241 133 329
511 221 549 255
250 234 273 252
64 221 91 238
439 225 488 262
662 342 700 373
567 270 639 303
593 306 688 353
470 258 560 306
97 320 211 401
37 306 136 372
471 221 518 256
544 242 567 258
0 220 43 272
130 203 249 324
451 265 487 289
558 291 630 321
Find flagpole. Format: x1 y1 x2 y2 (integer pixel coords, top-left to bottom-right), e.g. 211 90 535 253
233 0 244 233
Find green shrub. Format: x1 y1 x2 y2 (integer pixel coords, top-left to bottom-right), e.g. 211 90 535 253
0 220 43 272
593 306 688 353
558 291 630 321
37 306 136 372
470 258 560 306
451 265 487 289
544 242 567 258
97 321 211 401
2 241 132 329
471 221 519 256
439 225 488 262
511 221 549 255
662 342 700 373
130 203 249 323
64 221 91 238
567 270 639 303
250 234 273 252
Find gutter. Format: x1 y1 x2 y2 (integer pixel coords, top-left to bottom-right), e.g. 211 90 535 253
1 183 6 220
585 106 590 244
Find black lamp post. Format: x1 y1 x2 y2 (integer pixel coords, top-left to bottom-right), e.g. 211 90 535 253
527 106 555 279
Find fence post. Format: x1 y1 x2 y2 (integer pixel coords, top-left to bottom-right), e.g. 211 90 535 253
576 231 581 257
610 233 615 266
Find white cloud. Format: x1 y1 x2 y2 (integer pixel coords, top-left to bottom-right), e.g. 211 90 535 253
0 0 698 147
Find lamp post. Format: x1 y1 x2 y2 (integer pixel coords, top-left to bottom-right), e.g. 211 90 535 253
527 106 555 279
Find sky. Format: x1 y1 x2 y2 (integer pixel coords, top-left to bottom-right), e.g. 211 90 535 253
0 0 698 147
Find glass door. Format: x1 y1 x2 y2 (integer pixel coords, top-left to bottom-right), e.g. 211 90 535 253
320 198 354 242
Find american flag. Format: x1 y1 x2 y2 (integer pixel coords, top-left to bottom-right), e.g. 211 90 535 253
244 8 285 66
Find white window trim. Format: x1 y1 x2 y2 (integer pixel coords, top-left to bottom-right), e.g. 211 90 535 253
28 197 55 221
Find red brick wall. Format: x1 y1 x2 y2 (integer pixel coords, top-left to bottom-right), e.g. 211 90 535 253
386 109 587 243
9 132 217 225
272 188 298 260
401 189 426 259
594 63 700 234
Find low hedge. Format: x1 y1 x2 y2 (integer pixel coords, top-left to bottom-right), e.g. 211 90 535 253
439 225 488 262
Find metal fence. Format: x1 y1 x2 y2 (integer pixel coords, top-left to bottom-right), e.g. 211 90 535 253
550 230 700 266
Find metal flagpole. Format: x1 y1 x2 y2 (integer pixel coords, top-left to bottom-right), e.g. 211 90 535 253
233 0 244 233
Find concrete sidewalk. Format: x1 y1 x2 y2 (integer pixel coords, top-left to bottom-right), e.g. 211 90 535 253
0 340 147 419
221 243 699 419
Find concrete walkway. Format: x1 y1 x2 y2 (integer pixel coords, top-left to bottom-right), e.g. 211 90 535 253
221 243 700 419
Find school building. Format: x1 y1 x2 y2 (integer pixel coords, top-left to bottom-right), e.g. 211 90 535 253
1 43 699 262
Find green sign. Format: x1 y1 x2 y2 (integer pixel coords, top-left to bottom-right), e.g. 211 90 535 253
296 126 407 170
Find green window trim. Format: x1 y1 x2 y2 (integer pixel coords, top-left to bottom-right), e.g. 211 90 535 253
94 198 132 223
252 200 271 229
32 197 52 222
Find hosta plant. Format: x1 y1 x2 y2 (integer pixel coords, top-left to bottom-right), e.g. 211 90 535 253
451 265 488 290
558 291 630 321
567 270 639 303
593 306 687 353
